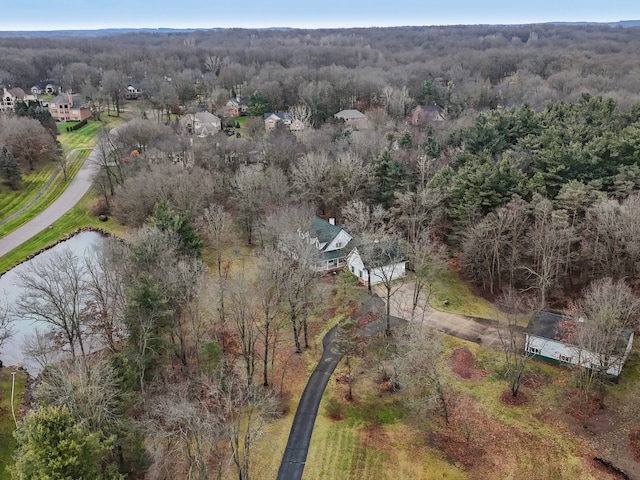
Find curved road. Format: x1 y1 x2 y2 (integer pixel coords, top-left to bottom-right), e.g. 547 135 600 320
0 146 99 258
277 296 403 480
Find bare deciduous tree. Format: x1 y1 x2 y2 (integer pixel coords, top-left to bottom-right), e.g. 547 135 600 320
15 248 92 368
395 325 451 425
496 288 536 398
0 116 57 171
562 278 640 423
0 295 12 358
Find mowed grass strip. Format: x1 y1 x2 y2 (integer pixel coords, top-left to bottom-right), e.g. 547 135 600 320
0 369 26 480
0 160 60 222
0 191 125 274
0 117 122 235
0 150 89 238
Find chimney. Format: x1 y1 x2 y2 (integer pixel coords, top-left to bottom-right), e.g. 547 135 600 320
329 218 335 225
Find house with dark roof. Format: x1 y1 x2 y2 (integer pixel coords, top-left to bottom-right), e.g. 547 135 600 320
524 309 634 377
334 109 368 129
298 217 353 272
125 80 143 100
264 112 292 130
224 96 250 117
30 80 59 96
48 92 91 122
346 238 407 286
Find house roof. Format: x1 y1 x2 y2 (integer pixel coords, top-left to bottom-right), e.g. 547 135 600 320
264 112 292 121
8 88 26 99
525 309 634 356
335 109 366 120
310 217 343 245
51 92 87 108
524 310 565 341
414 104 446 120
227 96 249 106
351 238 406 268
193 111 220 123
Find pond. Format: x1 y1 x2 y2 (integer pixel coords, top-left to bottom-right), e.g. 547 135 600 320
0 231 105 373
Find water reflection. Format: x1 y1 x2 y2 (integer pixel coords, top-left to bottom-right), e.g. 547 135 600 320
0 231 104 373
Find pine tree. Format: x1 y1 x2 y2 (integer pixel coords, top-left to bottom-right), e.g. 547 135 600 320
0 145 21 190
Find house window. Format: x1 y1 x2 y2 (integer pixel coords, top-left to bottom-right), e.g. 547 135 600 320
528 347 540 355
559 355 572 363
359 270 363 278
335 242 342 248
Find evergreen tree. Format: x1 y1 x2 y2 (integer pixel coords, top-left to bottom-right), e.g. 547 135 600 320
150 200 203 258
0 144 21 190
372 148 408 209
11 405 123 480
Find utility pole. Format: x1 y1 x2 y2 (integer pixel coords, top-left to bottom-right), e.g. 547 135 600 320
11 371 17 427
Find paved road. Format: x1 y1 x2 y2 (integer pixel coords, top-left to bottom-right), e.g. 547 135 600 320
277 296 404 480
0 147 99 258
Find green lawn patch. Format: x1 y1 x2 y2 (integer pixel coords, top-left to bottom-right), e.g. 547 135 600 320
429 267 498 318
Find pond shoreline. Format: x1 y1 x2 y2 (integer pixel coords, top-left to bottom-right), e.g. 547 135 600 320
0 226 120 278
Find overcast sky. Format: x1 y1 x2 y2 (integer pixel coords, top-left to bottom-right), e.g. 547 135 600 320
2 0 639 31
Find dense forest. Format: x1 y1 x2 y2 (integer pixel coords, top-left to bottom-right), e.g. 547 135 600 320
3 24 640 479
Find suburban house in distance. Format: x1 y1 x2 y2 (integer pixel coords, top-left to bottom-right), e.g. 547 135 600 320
347 239 407 286
224 96 250 117
298 217 353 272
30 81 59 96
48 92 91 122
125 81 143 100
264 112 306 132
334 109 368 129
179 111 221 137
411 104 446 126
1 87 36 113
524 309 635 377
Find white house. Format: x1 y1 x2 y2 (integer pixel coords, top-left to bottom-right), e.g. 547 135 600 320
524 309 634 377
347 239 407 286
298 217 353 272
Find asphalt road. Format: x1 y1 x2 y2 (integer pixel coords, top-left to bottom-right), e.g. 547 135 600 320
277 296 403 480
0 146 99 258
276 323 343 479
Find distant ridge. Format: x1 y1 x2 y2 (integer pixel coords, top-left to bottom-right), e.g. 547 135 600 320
0 27 209 38
0 21 639 38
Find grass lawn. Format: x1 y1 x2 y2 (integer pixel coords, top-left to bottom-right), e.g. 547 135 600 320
0 191 126 274
429 267 498 319
0 369 26 480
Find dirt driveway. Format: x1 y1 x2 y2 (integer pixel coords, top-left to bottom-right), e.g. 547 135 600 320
372 280 516 349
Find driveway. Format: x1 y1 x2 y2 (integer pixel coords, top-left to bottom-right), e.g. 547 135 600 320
373 280 515 349
0 145 100 258
277 296 404 480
